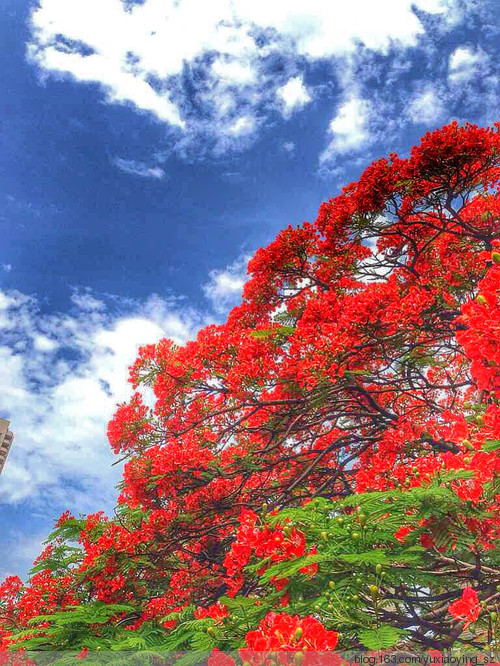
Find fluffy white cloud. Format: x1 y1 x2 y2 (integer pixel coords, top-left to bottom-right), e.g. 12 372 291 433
112 157 166 179
320 94 371 163
407 85 444 124
276 77 311 115
448 46 488 84
0 250 258 512
0 288 204 511
203 255 249 313
27 0 458 153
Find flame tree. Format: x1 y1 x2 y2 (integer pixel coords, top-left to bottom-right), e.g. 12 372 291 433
1 121 500 657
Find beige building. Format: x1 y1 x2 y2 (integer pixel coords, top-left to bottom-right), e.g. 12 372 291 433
0 419 14 476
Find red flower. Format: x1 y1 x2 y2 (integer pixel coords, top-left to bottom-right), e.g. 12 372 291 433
393 525 414 544
448 588 481 629
207 648 236 666
242 612 339 665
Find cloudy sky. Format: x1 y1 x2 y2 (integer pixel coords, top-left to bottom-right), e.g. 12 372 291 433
0 0 498 579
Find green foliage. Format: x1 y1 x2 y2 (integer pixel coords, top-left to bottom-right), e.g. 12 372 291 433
358 626 407 650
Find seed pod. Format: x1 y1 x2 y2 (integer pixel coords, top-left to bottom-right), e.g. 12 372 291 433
295 653 304 666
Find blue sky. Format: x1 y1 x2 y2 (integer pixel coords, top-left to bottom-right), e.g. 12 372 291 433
0 0 499 580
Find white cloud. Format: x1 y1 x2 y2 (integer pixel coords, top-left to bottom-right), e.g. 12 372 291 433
0 287 204 511
276 76 311 115
282 141 296 155
407 85 444 124
70 287 105 311
2 264 12 273
0 250 256 512
203 255 249 313
27 0 458 154
227 115 256 136
112 157 166 179
448 46 488 84
320 94 371 162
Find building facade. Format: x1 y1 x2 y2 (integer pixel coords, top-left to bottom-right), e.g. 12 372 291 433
0 419 14 476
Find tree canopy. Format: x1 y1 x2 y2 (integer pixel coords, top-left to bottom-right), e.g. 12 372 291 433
2 121 500 660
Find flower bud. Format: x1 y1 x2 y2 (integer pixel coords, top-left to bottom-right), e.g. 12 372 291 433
492 251 500 265
369 585 379 598
337 517 344 526
375 564 383 575
321 531 328 542
476 295 488 305
295 653 304 666
351 532 360 540
295 627 303 641
329 581 336 590
491 612 498 622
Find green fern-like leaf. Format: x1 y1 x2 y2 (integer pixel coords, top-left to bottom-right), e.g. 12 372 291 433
358 625 406 650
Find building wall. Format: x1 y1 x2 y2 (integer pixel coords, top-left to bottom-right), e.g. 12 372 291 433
0 418 14 476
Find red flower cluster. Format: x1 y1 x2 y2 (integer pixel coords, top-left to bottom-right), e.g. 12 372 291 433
448 588 482 629
241 612 338 665
223 509 316 598
2 122 500 654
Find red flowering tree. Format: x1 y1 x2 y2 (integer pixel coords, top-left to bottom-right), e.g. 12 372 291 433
1 121 500 658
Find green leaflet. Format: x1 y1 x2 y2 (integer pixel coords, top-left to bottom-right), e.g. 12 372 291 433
358 625 407 650
482 439 500 452
338 551 390 565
